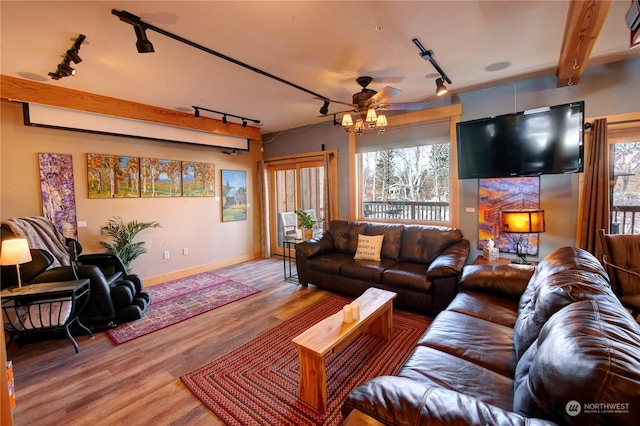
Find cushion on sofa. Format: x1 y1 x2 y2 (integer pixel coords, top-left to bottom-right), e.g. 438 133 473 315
513 299 640 425
399 225 463 264
398 345 516 411
328 220 367 255
340 258 397 283
418 310 516 379
353 234 384 261
382 262 432 292
364 223 403 261
446 291 520 328
307 252 353 275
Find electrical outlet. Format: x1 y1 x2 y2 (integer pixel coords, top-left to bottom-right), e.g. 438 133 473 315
163 251 170 259
183 248 188 256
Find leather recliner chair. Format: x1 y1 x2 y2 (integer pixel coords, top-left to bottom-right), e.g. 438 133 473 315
1 222 150 327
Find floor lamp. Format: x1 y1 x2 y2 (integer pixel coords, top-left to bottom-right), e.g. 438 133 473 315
499 209 545 265
0 238 33 289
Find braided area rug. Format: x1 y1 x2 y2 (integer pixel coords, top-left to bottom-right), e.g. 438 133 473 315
181 294 430 425
106 272 260 345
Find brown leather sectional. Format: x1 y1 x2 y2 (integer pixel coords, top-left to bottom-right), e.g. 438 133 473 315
295 220 470 315
342 246 640 425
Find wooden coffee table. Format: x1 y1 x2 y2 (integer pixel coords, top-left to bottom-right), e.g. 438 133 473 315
291 287 397 411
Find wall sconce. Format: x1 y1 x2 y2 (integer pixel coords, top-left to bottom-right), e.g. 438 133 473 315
0 239 33 289
499 209 546 264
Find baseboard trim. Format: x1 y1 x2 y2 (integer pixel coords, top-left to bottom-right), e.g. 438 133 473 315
144 252 262 286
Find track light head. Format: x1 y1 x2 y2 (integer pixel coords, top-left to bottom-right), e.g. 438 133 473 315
435 77 448 96
242 120 247 127
319 100 329 115
66 49 82 64
134 25 155 53
194 108 200 118
58 62 76 77
222 115 227 124
48 72 63 80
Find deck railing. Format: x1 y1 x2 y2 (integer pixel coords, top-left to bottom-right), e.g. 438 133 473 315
362 201 450 222
611 205 640 234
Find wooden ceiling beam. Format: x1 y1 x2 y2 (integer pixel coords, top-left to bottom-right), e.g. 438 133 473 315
0 75 261 140
557 0 613 88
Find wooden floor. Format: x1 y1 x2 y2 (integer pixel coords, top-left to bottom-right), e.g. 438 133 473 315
5 257 336 426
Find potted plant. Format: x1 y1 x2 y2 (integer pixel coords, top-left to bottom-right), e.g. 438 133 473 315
99 216 161 273
294 210 317 239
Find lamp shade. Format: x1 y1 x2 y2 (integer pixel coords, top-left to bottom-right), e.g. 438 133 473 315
500 209 545 233
341 113 354 127
365 108 377 123
0 239 32 265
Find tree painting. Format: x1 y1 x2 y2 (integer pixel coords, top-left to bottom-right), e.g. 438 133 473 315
39 153 78 238
182 161 215 197
87 154 140 198
141 157 182 197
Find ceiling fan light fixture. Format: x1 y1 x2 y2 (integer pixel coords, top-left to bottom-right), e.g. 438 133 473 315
435 77 448 96
365 108 377 123
376 114 388 134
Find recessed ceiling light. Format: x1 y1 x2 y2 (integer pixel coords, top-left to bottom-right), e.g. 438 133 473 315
375 25 385 33
485 61 512 72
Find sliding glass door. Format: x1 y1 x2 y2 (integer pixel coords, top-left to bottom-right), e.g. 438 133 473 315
269 159 325 256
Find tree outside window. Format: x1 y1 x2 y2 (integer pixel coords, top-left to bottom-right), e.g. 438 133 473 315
360 143 450 222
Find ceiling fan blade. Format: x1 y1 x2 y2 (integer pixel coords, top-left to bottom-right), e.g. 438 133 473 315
378 101 429 111
312 96 357 109
368 86 401 105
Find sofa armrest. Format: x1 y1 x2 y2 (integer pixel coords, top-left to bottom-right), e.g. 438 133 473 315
295 233 334 259
459 264 535 300
342 376 557 426
427 239 470 280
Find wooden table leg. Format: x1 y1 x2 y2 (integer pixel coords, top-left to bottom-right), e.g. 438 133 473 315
297 346 327 411
367 301 393 340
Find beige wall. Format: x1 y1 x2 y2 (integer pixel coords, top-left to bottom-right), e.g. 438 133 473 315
1 101 263 283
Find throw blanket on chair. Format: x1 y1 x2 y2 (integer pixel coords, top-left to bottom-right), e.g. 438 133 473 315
3 217 70 268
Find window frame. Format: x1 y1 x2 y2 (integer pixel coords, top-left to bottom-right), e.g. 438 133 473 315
348 105 462 227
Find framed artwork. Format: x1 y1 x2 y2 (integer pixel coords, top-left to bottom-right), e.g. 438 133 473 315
182 161 215 197
478 177 541 255
39 153 78 239
141 157 182 197
87 154 140 198
221 169 247 222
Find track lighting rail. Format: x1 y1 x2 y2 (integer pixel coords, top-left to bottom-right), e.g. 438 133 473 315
49 34 85 80
193 106 260 128
112 10 331 112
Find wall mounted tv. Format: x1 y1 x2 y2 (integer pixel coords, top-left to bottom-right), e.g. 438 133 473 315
456 101 584 179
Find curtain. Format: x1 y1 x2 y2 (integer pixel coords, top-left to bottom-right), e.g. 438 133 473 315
578 118 609 257
258 160 271 258
323 152 334 229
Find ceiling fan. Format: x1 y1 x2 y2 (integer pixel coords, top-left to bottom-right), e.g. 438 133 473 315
314 76 429 135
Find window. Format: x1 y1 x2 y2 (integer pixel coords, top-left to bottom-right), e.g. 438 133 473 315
359 143 450 222
611 141 640 234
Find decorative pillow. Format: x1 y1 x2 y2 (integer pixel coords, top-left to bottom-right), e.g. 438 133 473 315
353 234 384 261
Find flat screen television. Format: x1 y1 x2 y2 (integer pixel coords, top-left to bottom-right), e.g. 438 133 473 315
456 101 584 179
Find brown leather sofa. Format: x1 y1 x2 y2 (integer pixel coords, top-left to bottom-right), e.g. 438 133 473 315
342 246 640 425
295 220 470 315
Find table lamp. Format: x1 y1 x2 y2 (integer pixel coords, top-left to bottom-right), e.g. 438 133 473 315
499 209 545 265
1 238 33 288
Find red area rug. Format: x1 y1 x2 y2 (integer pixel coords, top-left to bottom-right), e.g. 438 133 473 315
181 294 430 425
106 272 260 345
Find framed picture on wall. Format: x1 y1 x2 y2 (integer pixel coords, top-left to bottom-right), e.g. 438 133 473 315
182 161 215 197
478 177 541 255
140 157 182 197
87 153 140 198
221 169 247 222
39 153 78 238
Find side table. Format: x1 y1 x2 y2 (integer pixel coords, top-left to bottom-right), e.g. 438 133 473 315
1 279 93 353
283 237 305 283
